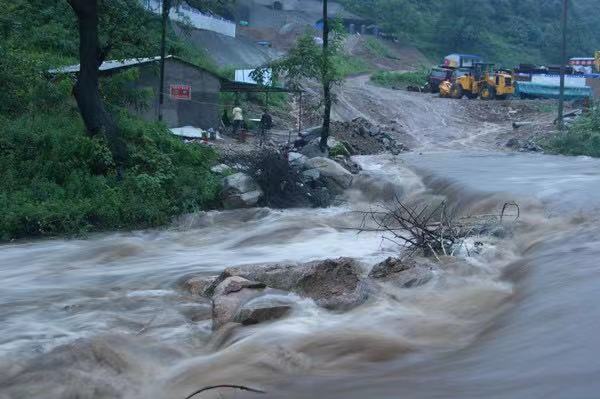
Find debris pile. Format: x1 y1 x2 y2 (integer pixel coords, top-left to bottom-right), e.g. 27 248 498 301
329 117 409 155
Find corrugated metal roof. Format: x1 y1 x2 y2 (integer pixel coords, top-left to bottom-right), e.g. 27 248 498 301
48 55 222 77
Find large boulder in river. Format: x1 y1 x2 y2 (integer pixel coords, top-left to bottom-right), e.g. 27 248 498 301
369 257 434 288
303 157 353 193
211 276 266 330
296 258 369 310
221 173 263 209
219 258 369 311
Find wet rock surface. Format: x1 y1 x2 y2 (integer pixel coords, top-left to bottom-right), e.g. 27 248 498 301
220 173 264 209
234 295 294 325
370 257 435 288
302 157 354 192
211 277 266 330
195 256 438 331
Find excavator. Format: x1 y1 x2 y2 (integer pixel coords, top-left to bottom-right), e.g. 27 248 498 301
439 63 515 100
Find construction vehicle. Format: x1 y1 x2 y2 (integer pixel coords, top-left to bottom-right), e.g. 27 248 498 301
439 63 514 100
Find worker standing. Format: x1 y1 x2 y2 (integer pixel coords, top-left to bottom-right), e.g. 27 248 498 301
259 108 273 146
232 104 244 139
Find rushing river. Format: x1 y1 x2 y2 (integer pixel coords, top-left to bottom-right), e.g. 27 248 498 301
1 152 600 399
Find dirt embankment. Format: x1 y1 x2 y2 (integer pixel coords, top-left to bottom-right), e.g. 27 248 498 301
331 75 564 152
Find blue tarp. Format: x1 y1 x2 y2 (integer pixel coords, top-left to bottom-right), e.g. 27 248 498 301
516 82 593 100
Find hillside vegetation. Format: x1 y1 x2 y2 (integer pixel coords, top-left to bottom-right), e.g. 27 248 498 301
339 0 600 66
0 0 220 240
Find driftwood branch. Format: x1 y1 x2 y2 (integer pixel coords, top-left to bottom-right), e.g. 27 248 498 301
352 198 520 260
184 385 266 399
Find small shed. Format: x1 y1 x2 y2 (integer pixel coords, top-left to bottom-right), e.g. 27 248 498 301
50 56 223 129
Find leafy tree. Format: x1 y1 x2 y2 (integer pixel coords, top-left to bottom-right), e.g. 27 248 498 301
65 0 165 175
252 20 348 149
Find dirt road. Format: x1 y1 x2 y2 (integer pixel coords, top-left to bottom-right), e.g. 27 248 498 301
332 75 541 151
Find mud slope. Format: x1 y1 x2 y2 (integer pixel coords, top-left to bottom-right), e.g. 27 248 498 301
174 25 283 68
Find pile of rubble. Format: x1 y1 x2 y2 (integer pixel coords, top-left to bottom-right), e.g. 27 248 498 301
329 117 409 155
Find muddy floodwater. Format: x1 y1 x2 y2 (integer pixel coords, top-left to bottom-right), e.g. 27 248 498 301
2 151 600 399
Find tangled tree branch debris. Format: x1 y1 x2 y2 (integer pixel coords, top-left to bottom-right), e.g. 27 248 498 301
351 198 519 260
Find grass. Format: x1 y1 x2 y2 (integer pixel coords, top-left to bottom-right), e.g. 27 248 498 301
370 68 428 88
364 37 394 59
543 106 600 157
336 54 371 77
0 108 220 241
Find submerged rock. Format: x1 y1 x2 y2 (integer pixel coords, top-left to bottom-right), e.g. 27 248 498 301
211 276 266 330
369 257 434 288
234 296 293 325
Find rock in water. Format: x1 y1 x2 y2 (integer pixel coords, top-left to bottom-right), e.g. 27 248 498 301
211 276 266 330
297 258 369 310
303 157 353 192
220 257 369 311
221 173 263 209
178 274 217 297
369 257 414 278
369 257 434 288
234 296 293 325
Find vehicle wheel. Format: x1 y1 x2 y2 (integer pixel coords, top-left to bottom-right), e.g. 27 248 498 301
480 85 496 100
450 83 464 99
466 92 478 100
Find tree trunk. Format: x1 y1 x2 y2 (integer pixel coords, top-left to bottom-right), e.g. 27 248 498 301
320 0 330 151
68 0 127 172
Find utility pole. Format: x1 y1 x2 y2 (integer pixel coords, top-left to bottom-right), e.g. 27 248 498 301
158 0 171 122
320 0 331 150
558 0 568 130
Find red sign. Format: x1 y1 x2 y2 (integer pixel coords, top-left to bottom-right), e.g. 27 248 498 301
170 84 191 100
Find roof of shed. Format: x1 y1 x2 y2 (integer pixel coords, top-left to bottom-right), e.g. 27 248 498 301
48 55 219 77
48 55 301 93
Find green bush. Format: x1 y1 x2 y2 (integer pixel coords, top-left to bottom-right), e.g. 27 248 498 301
543 107 600 157
371 68 428 88
0 110 220 240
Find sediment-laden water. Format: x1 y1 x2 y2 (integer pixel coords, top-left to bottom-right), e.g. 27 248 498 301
2 152 600 399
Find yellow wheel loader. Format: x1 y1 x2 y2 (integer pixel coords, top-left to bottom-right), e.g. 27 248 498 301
439 63 514 100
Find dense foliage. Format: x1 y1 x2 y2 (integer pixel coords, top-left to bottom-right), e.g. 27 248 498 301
0 111 219 240
0 0 221 240
544 107 600 157
339 0 600 66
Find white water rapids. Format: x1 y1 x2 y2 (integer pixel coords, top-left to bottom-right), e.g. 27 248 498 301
2 152 600 399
